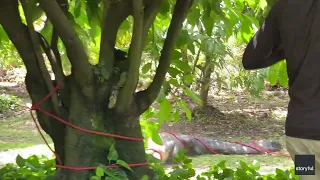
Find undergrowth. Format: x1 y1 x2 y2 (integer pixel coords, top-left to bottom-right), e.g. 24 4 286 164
0 149 298 180
0 94 21 114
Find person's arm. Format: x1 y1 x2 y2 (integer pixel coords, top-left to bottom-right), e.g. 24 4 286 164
242 3 285 70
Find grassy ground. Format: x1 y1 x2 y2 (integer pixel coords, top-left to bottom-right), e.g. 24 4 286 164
0 112 52 151
0 70 52 151
0 68 294 173
190 154 293 174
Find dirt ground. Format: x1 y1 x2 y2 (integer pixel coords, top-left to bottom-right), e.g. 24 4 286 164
160 89 289 144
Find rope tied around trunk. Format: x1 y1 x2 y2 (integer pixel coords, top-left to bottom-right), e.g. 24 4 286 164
29 80 152 170
28 80 290 171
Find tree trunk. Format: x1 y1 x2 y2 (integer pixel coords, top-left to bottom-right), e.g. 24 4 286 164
199 56 212 107
28 75 152 180
113 112 155 179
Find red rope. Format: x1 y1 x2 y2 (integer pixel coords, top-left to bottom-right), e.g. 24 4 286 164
146 148 163 161
233 140 266 153
28 80 290 172
29 80 148 170
160 132 291 158
33 107 143 141
250 140 291 158
158 131 186 148
189 134 218 154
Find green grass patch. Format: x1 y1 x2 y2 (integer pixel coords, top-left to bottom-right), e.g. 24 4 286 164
191 154 294 172
0 113 51 151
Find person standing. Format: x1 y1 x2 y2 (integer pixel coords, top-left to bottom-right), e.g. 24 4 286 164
242 0 320 179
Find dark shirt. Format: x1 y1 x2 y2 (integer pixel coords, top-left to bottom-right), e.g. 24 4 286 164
242 0 320 140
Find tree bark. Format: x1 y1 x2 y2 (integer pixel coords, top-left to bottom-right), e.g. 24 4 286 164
55 78 112 179
113 105 155 180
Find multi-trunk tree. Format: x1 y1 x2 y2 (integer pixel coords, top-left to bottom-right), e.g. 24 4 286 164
0 0 193 179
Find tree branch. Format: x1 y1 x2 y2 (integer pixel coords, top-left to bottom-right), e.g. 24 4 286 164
38 33 65 82
115 0 144 112
38 33 70 109
99 0 131 76
51 28 63 71
142 0 162 39
50 0 69 72
96 1 131 102
39 0 93 97
192 46 201 74
135 0 194 113
41 0 71 111
20 0 61 113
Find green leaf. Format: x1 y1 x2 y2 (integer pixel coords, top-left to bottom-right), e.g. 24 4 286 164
16 155 26 167
245 0 257 9
0 27 9 43
26 155 41 169
90 176 101 180
86 0 101 26
211 0 224 16
74 0 82 18
159 0 170 15
116 160 133 171
187 40 195 54
254 72 266 92
179 100 192 120
216 160 227 169
103 168 116 177
239 160 249 170
172 50 182 61
275 168 285 176
187 5 200 27
176 30 189 48
173 110 180 122
252 160 261 170
183 74 194 85
96 165 105 177
278 61 288 88
172 60 192 73
202 2 214 36
151 131 163 145
119 18 131 31
90 25 100 44
183 88 202 106
168 78 181 87
168 67 183 78
240 15 254 43
107 143 118 161
158 99 172 124
267 63 280 86
142 63 152 74
140 175 149 180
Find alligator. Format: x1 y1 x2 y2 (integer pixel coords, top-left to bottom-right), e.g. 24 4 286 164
146 132 282 163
